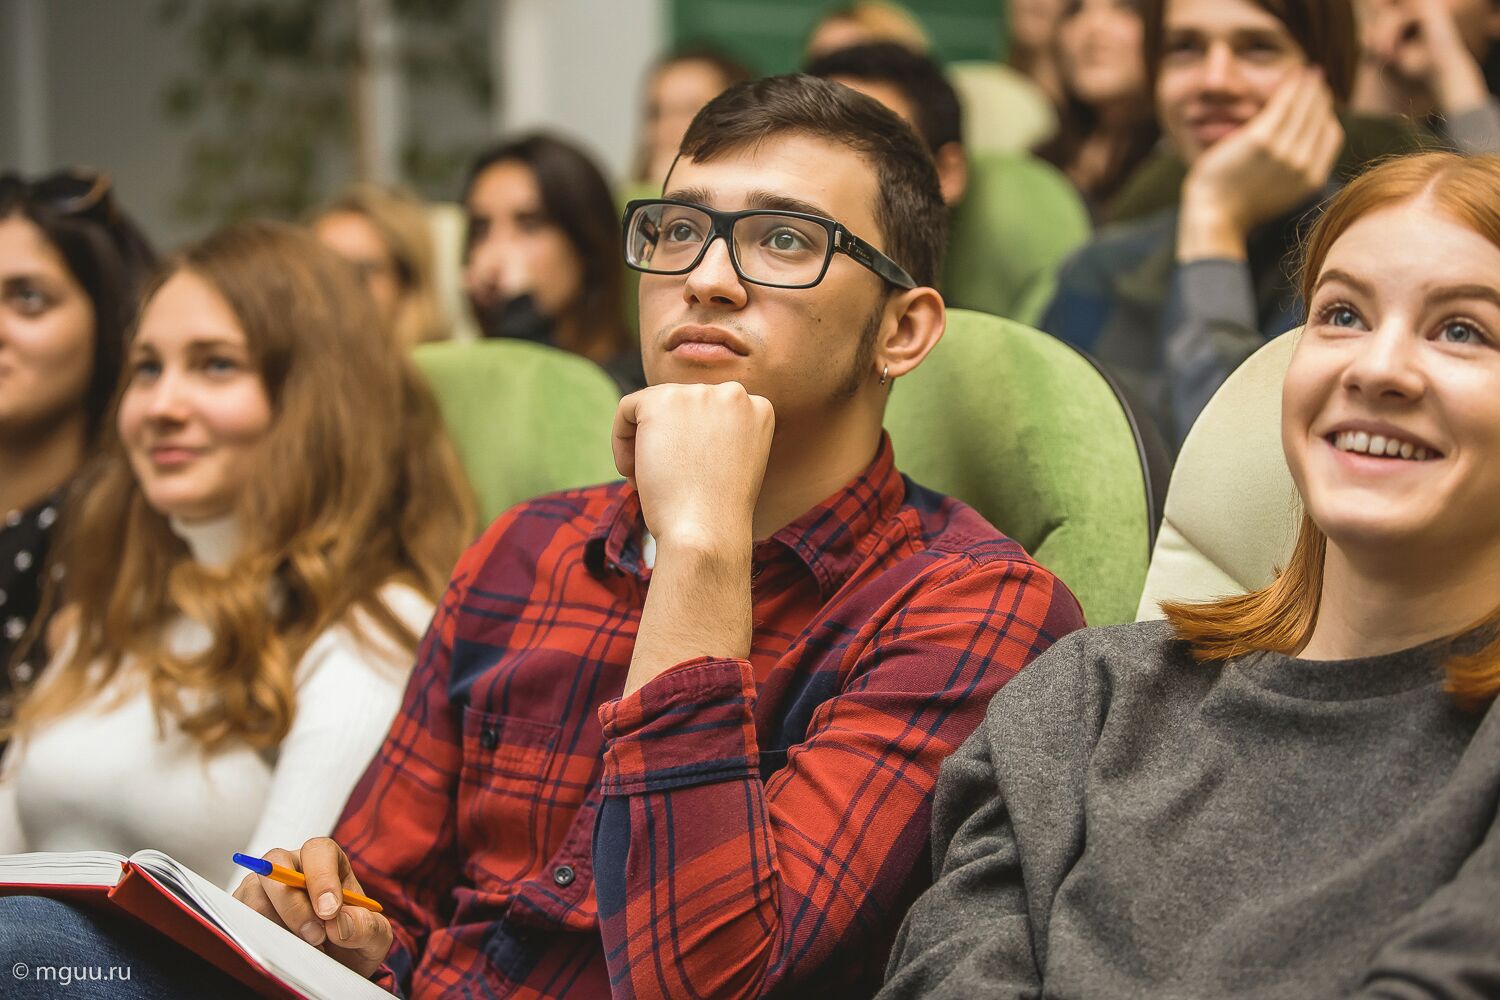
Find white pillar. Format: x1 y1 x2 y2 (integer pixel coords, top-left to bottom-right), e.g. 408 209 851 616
489 0 665 182
14 0 50 172
355 0 404 183
493 0 549 136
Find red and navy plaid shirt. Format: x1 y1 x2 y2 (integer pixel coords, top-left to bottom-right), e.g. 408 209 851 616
335 435 1083 999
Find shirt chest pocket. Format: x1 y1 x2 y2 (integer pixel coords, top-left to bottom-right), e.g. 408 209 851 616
458 706 562 886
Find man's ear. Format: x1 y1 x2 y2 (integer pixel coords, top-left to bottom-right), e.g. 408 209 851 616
934 142 969 206
879 285 946 381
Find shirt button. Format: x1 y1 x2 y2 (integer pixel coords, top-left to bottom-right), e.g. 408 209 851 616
479 726 500 750
552 865 576 887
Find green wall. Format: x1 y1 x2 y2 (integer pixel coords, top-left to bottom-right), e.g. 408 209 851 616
670 0 1010 75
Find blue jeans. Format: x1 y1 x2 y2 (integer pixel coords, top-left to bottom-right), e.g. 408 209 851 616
0 894 257 999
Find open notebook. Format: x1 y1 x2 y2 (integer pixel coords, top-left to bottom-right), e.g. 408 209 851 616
0 850 392 1000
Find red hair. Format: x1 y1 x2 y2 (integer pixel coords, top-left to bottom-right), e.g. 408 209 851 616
1164 152 1500 708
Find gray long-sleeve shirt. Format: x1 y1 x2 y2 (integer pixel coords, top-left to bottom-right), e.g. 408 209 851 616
1041 212 1305 455
880 621 1500 999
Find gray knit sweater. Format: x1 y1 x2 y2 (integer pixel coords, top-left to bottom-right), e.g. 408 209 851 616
880 620 1500 999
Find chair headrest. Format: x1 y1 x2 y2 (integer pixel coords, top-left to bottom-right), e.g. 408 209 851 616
1136 330 1302 620
887 309 1152 626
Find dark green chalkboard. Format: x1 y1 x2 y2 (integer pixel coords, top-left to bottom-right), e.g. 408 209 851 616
671 0 1011 76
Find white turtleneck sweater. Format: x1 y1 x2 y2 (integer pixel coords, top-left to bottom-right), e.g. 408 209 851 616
0 516 432 889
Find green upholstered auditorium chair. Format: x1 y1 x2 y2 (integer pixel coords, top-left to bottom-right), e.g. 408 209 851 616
412 339 622 527
942 152 1091 328
1136 331 1299 621
885 309 1158 626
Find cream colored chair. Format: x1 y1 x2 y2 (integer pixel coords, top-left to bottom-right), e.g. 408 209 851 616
1135 331 1302 620
948 61 1057 155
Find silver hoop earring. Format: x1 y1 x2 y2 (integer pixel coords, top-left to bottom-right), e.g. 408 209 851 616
879 365 889 387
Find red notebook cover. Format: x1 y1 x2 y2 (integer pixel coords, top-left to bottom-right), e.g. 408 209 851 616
1 864 313 1000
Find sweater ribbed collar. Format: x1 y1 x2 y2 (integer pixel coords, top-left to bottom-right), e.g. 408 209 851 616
168 515 239 570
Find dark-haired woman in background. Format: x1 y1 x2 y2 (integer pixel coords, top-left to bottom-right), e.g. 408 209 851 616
883 150 1500 1000
1034 0 1159 221
461 133 644 394
0 171 154 744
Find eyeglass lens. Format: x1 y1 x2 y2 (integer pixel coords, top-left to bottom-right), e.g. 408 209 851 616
627 203 831 287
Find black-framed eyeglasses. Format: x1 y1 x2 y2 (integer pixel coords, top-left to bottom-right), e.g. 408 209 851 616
0 169 114 219
622 198 916 290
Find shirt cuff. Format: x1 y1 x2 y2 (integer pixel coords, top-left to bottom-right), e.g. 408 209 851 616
597 656 759 796
371 964 403 996
1169 258 1257 332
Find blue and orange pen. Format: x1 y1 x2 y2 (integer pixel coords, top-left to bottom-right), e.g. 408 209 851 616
231 853 384 913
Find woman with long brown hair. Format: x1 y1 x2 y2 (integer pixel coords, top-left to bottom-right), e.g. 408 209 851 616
881 153 1500 997
0 221 472 889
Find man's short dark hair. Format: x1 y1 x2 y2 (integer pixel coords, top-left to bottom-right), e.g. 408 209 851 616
677 73 946 288
804 42 964 155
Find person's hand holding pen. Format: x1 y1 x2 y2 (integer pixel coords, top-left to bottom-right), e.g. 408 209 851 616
232 838 393 978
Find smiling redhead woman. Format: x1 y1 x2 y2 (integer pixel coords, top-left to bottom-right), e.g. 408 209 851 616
879 152 1500 999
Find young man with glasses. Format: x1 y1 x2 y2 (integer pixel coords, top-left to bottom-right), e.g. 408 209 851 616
41 74 1084 1000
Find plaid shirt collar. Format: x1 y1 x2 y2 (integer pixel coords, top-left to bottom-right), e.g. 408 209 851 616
585 432 904 600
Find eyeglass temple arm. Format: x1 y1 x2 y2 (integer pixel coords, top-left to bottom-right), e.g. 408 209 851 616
835 230 916 289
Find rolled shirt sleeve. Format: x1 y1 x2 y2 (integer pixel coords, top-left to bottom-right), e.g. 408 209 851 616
593 554 1083 1000
1163 257 1261 447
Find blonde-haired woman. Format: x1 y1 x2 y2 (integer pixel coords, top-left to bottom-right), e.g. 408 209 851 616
311 183 451 349
882 152 1500 998
0 220 472 890
804 1 931 59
